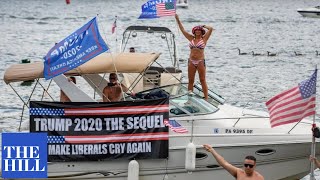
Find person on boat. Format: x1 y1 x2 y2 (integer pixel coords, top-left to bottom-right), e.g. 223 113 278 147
309 126 320 169
129 47 135 53
203 144 264 180
175 14 214 100
103 73 128 102
60 76 76 102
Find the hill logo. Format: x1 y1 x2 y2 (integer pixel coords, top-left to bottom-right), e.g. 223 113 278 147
1 133 47 178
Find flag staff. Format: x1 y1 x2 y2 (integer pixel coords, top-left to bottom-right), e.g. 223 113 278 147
310 117 316 180
310 67 318 180
112 16 118 52
266 68 318 179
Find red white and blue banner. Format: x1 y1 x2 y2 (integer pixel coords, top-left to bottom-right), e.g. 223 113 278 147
138 0 176 19
29 99 169 161
43 17 108 80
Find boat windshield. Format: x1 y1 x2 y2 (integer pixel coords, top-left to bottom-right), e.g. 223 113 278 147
168 84 218 116
130 83 219 116
169 92 218 116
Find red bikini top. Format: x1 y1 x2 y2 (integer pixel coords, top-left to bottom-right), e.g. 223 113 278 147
189 39 205 49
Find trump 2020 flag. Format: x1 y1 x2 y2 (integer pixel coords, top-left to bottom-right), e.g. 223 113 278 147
139 0 176 19
43 17 108 80
266 69 317 128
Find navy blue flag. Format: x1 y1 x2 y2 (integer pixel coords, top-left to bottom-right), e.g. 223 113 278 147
138 0 176 19
43 17 108 79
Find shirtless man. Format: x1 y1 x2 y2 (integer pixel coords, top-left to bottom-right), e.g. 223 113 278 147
103 73 128 102
203 144 264 180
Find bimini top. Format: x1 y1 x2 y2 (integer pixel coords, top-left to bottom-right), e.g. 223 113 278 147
123 26 173 33
3 52 160 84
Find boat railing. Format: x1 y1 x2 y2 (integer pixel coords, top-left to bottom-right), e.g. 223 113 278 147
173 114 313 136
121 25 178 68
177 116 270 129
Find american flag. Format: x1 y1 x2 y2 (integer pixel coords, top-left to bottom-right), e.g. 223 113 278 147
156 2 176 17
111 18 117 34
30 105 169 116
47 132 168 144
164 119 188 133
266 70 317 128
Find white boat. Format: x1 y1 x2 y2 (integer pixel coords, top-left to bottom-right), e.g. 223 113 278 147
297 6 320 18
2 25 320 180
176 0 188 9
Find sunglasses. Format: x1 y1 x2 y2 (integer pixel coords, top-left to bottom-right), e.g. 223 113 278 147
244 164 254 168
109 77 117 80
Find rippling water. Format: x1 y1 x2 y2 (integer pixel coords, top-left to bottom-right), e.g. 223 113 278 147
1 0 320 179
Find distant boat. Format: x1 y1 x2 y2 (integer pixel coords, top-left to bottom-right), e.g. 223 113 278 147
176 0 188 9
297 6 320 18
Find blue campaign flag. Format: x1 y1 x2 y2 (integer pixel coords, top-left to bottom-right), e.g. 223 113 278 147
43 17 108 79
138 0 176 19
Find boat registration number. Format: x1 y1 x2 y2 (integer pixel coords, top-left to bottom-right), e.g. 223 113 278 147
213 128 253 134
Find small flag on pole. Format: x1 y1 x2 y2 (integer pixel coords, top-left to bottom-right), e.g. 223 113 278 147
138 0 176 19
112 17 117 34
266 69 317 128
156 2 176 17
164 119 188 133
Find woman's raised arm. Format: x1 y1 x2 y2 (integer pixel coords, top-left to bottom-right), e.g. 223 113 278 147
175 14 193 41
202 25 214 42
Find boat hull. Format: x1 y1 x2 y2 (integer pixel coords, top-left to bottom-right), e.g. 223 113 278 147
298 11 320 18
44 134 318 180
297 7 320 18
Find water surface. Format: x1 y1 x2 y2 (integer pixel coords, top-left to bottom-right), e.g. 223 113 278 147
0 0 320 179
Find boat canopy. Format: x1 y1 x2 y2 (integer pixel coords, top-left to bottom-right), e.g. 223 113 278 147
3 52 160 84
123 26 173 33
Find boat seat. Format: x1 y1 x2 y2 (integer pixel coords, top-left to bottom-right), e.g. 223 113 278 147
144 70 161 90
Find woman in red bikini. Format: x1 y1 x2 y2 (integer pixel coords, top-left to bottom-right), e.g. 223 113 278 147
175 14 214 100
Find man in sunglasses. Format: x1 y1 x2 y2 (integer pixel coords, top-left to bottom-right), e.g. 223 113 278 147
203 144 264 179
103 73 128 102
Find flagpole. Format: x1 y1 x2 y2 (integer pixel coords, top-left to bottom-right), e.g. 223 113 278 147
114 16 118 53
310 68 317 180
311 116 316 180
